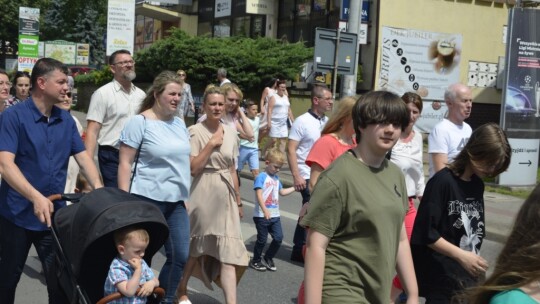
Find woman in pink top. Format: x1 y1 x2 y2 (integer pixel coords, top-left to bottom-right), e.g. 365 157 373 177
305 96 357 192
296 96 357 304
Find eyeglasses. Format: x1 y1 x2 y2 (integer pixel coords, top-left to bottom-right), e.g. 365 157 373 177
0 81 12 88
112 60 135 67
66 92 72 98
177 73 186 76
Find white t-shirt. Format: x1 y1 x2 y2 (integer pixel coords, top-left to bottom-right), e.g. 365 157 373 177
288 111 328 179
86 80 145 148
390 130 425 197
428 119 472 177
253 172 283 218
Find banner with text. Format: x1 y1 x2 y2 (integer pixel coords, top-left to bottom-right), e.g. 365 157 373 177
501 8 540 133
18 7 40 72
106 0 135 56
378 27 462 101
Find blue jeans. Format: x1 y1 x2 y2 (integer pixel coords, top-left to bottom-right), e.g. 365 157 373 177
292 181 311 254
135 195 190 304
98 146 119 188
0 216 67 304
252 217 283 262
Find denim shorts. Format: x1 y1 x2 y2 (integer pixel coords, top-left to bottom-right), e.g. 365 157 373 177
238 146 259 170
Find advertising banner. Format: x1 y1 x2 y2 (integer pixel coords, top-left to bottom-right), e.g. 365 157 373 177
76 44 90 65
18 34 39 57
378 27 462 101
215 0 232 18
106 0 135 56
501 8 540 133
18 7 40 72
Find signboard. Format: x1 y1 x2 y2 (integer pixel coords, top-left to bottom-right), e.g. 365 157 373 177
5 59 17 71
215 0 232 18
19 7 40 35
499 138 539 186
76 44 90 65
246 0 274 15
106 0 135 56
501 8 540 133
359 23 368 45
18 34 39 57
341 0 369 22
378 27 462 100
18 7 39 72
313 28 358 75
45 41 76 65
18 57 39 73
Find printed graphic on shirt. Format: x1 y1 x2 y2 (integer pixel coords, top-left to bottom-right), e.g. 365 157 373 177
253 172 282 218
448 199 484 254
457 137 469 151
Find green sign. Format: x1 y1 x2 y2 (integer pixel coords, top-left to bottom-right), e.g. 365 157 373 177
18 34 39 57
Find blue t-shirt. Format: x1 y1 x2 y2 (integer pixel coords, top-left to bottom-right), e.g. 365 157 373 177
253 172 283 218
104 257 155 304
120 115 191 202
490 289 538 304
0 98 85 231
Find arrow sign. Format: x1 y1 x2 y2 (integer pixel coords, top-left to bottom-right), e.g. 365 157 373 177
519 160 532 166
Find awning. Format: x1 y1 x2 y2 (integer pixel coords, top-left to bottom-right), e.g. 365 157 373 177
135 2 182 22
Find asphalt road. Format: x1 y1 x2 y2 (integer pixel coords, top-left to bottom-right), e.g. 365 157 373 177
16 176 504 303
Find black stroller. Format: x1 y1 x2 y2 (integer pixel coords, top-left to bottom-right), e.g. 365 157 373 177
51 187 169 304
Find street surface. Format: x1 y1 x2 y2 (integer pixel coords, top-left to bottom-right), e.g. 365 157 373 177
16 175 505 303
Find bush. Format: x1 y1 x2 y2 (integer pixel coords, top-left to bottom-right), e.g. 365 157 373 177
74 65 113 87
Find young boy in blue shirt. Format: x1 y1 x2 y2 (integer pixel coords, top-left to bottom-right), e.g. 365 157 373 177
251 148 295 271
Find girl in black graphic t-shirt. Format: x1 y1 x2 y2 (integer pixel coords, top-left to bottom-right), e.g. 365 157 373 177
411 123 511 304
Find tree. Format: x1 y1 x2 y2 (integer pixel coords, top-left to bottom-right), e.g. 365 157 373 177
135 29 313 95
42 0 67 40
66 3 106 66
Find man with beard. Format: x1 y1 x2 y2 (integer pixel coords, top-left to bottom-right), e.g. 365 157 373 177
85 50 146 187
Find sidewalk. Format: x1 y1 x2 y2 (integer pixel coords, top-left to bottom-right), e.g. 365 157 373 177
238 158 523 244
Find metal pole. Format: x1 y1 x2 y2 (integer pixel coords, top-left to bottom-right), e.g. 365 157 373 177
340 0 362 97
332 29 341 99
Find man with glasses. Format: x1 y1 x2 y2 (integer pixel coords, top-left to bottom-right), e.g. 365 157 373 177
287 84 333 263
85 49 146 187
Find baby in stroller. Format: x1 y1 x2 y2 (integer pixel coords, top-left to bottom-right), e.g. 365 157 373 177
105 226 160 303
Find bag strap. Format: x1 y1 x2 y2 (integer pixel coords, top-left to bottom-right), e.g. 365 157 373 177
129 114 146 193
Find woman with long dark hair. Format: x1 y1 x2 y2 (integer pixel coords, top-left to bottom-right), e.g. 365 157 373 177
5 71 31 109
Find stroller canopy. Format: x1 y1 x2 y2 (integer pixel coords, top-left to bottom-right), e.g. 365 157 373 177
53 187 169 302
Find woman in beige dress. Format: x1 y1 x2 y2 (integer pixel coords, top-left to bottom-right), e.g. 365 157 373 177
176 85 249 304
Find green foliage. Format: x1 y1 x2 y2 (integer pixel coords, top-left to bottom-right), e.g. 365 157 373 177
75 66 112 86
135 29 313 94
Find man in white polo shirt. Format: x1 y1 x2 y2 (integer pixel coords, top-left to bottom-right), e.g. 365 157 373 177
428 83 473 178
85 49 146 187
287 84 333 263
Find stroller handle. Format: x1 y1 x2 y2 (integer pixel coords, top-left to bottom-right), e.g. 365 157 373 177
47 193 85 203
95 287 165 304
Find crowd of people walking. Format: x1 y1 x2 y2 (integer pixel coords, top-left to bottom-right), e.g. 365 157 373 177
0 49 536 304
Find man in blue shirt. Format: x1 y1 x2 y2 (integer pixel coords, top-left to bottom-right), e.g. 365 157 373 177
0 58 103 304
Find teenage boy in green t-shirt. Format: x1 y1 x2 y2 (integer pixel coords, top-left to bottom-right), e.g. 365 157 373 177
301 91 419 304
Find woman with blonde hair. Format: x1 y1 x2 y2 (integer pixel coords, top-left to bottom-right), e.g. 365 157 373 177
465 183 540 303
411 123 511 303
176 85 249 304
117 71 191 304
175 69 195 120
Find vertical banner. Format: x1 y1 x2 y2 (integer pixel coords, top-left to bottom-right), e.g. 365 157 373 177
501 8 540 133
18 7 40 72
378 27 462 101
106 0 135 56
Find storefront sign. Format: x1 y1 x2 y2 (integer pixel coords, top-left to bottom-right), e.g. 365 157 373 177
246 0 274 15
215 0 232 18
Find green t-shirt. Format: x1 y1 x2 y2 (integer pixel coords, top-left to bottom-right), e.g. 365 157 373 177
301 152 408 303
490 289 538 304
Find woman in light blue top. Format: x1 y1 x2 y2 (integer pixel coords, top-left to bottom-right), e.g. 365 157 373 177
465 184 540 304
118 70 191 304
